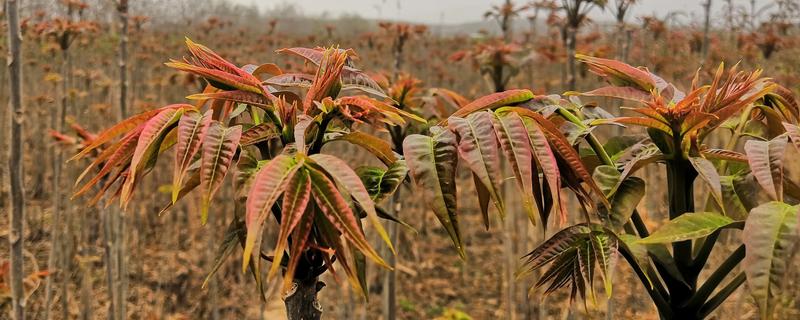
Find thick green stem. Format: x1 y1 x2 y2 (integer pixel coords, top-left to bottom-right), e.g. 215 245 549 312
309 114 332 154
665 159 700 317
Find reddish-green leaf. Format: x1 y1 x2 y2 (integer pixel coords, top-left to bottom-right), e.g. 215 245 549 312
268 168 312 279
688 157 725 213
311 154 395 255
239 122 279 146
701 148 748 163
172 110 212 203
493 110 536 224
742 201 800 319
448 112 506 218
341 71 389 99
186 90 273 110
307 164 387 267
578 86 651 102
200 123 242 224
449 89 534 119
73 127 142 198
403 128 464 258
242 155 301 271
591 117 673 136
121 107 185 207
159 170 200 216
745 137 788 201
522 116 564 224
264 73 315 88
576 54 656 92
71 104 189 161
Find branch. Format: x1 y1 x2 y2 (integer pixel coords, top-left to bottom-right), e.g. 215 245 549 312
698 272 746 318
686 244 745 310
619 244 673 317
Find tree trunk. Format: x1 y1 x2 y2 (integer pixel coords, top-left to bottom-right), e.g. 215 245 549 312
701 0 713 61
5 0 26 319
565 25 578 91
284 278 324 320
381 194 400 320
45 45 70 320
114 2 130 318
118 0 129 119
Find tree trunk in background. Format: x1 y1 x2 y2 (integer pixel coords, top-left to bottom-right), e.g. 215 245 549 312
565 25 578 90
113 2 130 319
701 0 713 61
503 212 517 320
45 34 71 320
381 195 400 320
118 0 129 119
6 0 26 319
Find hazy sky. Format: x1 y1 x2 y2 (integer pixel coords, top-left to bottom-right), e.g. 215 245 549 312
231 0 773 25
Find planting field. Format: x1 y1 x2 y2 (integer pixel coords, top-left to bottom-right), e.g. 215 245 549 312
2 1 800 319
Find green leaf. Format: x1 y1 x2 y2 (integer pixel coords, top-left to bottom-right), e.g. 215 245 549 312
742 201 800 320
617 234 654 289
448 112 506 218
639 212 735 244
355 160 408 203
593 165 621 197
203 216 245 288
199 123 242 224
606 177 646 229
332 131 397 165
719 175 749 220
403 128 464 258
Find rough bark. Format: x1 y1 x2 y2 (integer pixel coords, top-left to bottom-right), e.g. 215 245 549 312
284 278 324 320
5 0 26 318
